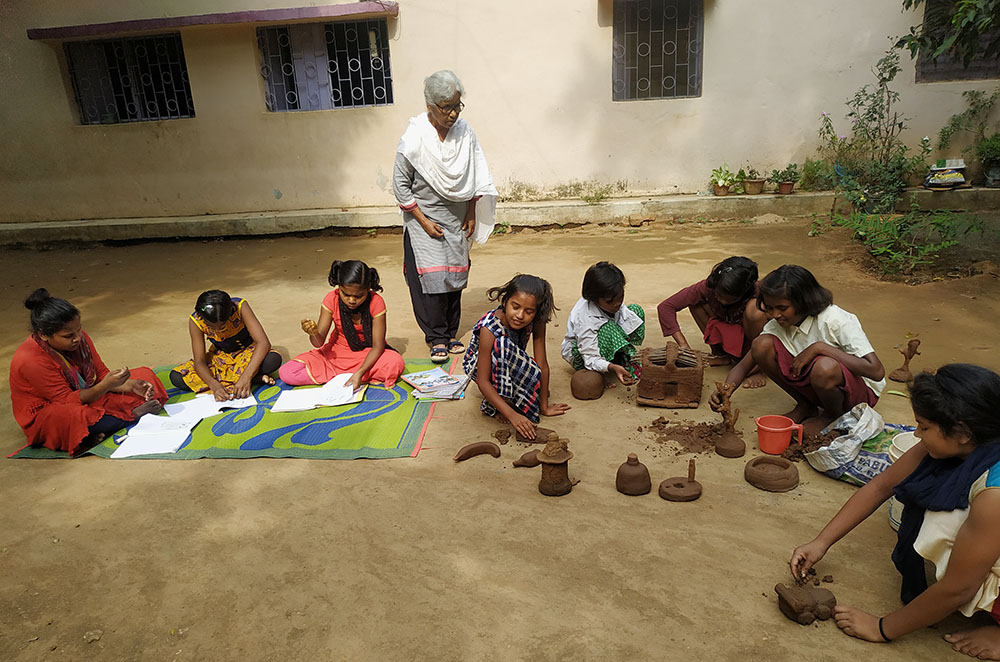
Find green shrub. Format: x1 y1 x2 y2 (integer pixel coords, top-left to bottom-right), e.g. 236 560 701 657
976 133 1000 167
832 204 984 275
800 158 838 191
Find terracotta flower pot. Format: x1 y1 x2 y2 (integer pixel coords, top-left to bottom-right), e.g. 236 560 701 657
743 179 765 195
713 184 730 196
777 181 795 195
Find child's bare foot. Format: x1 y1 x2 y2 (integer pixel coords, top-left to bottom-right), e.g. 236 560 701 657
742 373 767 389
132 399 162 418
707 354 732 367
946 626 1000 660
783 403 818 424
802 415 836 437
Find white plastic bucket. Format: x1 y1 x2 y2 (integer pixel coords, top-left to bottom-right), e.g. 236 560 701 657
889 431 920 463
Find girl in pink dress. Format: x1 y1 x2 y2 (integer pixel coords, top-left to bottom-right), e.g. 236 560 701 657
279 260 405 390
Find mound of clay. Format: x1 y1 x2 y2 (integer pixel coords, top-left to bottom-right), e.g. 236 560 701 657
616 453 651 496
453 442 501 462
715 431 746 458
774 583 837 625
745 456 799 492
571 369 604 400
516 427 559 444
493 429 512 445
512 450 540 468
781 429 842 463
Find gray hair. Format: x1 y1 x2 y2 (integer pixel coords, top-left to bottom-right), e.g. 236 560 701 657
423 70 465 105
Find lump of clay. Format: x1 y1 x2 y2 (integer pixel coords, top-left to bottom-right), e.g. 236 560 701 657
658 458 702 502
616 453 651 496
512 450 540 468
453 441 501 462
774 583 837 625
713 381 746 458
537 438 574 497
889 337 921 384
571 369 604 400
744 456 799 492
516 427 559 444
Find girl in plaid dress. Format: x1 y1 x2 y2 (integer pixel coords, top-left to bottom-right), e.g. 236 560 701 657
463 275 570 440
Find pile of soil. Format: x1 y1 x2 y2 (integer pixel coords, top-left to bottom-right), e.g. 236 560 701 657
643 416 728 456
781 429 844 463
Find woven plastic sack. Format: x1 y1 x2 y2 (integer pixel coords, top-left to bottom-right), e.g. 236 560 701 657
804 403 897 486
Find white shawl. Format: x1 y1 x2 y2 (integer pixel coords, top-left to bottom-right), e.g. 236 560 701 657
397 113 498 244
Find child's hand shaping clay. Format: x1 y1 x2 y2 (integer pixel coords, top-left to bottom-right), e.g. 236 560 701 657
610 364 634 386
301 319 319 336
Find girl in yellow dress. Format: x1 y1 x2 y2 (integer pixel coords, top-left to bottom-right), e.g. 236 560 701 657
170 290 281 401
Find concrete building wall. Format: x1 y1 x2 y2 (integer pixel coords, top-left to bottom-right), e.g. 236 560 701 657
0 0 996 223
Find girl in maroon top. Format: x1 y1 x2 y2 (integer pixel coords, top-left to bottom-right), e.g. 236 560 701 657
656 256 767 381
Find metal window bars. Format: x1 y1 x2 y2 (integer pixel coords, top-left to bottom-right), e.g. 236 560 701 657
65 33 195 125
612 0 703 101
257 19 393 112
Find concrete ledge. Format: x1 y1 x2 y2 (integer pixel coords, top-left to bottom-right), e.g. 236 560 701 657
2 188 997 245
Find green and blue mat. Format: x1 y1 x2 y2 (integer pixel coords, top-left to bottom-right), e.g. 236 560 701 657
9 360 449 460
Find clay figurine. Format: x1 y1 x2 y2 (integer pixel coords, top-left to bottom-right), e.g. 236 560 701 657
453 441 501 462
516 427 559 444
616 453 652 496
570 369 604 400
713 381 746 458
888 337 921 384
636 343 703 408
658 458 702 502
744 456 799 492
537 438 574 496
512 449 540 468
774 583 837 625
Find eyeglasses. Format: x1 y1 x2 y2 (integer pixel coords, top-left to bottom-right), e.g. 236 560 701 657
434 101 465 116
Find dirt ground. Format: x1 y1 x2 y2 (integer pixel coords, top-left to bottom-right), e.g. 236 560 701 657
1 216 998 661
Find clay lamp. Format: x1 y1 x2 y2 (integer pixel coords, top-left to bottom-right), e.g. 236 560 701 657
616 453 651 496
658 458 703 502
537 438 574 496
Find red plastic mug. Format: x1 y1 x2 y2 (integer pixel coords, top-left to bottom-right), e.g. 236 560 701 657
755 415 804 455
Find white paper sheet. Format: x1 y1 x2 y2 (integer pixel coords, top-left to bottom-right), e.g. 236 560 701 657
111 414 197 458
163 392 257 422
270 373 366 412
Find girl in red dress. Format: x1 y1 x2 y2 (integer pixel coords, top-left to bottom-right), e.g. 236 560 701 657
279 260 405 390
9 289 168 457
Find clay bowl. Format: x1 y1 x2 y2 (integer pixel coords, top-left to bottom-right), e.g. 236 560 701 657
658 477 702 502
744 456 799 492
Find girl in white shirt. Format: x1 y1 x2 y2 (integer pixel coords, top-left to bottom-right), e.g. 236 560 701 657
561 262 645 394
712 264 884 435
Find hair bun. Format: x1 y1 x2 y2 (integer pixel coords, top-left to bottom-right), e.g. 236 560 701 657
24 288 51 311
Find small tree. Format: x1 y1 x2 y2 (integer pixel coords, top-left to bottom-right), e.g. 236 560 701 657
897 0 1000 66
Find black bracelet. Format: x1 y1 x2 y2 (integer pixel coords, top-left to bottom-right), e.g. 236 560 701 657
878 616 892 643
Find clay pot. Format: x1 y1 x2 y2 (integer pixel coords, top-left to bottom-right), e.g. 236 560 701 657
743 179 765 195
712 184 730 196
744 456 799 492
570 369 604 400
776 181 795 195
537 438 574 497
615 453 651 496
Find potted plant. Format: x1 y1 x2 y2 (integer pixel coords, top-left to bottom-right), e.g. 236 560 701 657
710 163 735 196
976 134 1000 188
737 165 765 195
769 163 801 194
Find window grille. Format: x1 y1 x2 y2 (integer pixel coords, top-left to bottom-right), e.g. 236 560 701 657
65 33 195 125
612 0 703 100
915 0 1000 82
257 19 393 112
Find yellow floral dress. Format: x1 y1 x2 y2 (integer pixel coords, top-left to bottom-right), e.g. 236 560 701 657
173 298 257 392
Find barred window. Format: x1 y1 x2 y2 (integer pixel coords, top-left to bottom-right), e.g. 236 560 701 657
65 33 195 125
612 0 704 101
915 0 1000 82
257 19 392 112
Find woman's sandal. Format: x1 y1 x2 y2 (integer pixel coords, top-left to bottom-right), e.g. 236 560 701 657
430 345 449 364
447 340 465 354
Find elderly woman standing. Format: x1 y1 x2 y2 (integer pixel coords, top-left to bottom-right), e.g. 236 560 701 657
394 70 497 364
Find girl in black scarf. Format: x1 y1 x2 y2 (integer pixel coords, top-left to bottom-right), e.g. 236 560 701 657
790 364 1000 658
